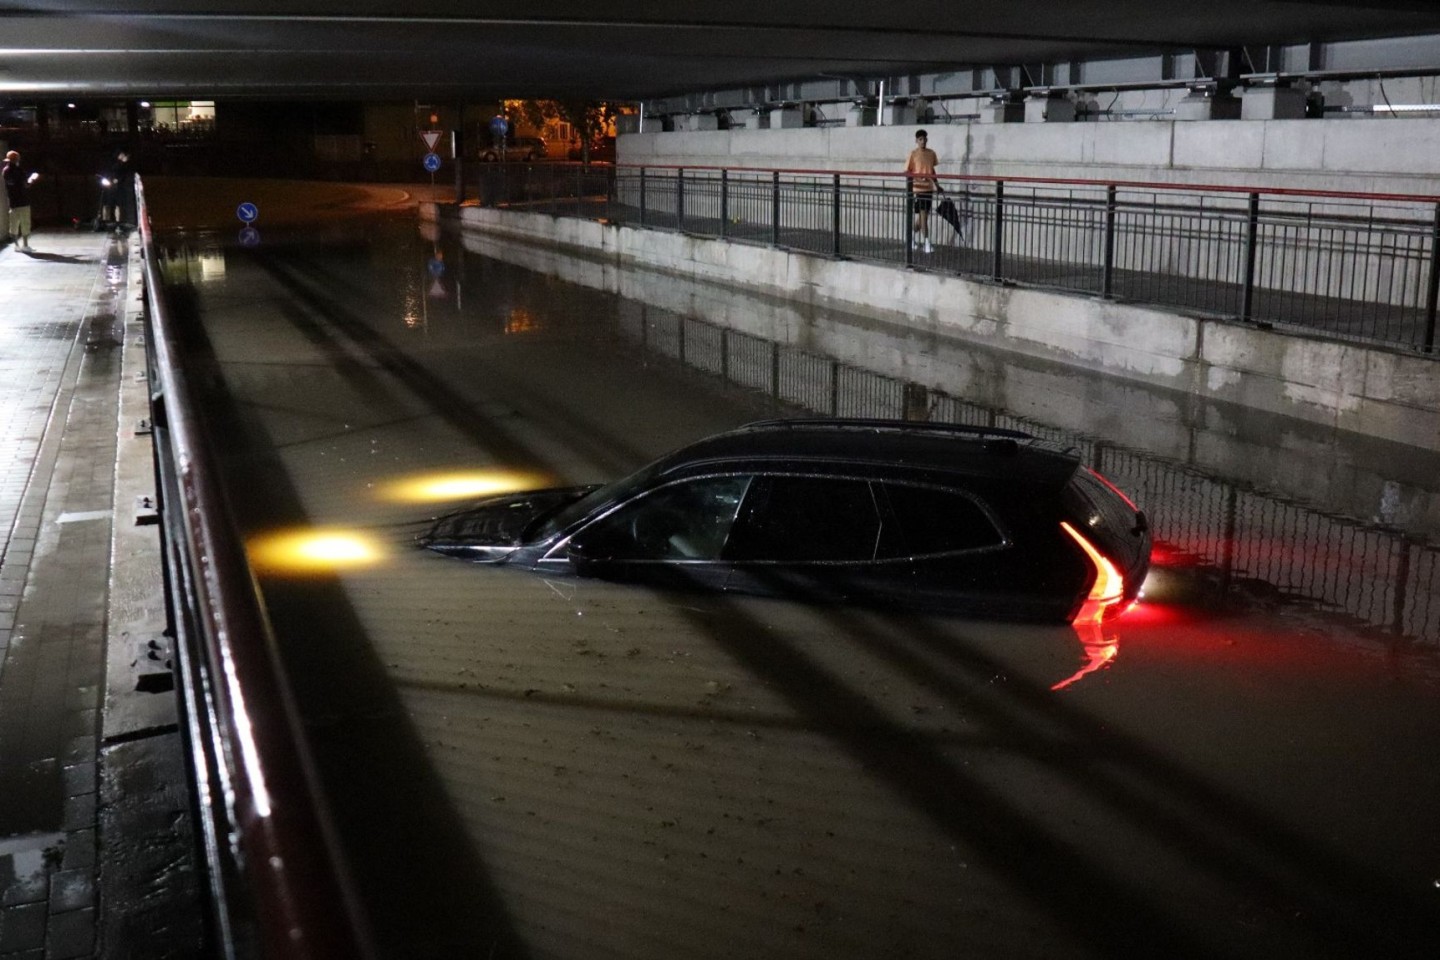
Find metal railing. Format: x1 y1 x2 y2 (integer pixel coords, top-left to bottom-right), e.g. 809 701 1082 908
135 176 377 960
483 162 1440 355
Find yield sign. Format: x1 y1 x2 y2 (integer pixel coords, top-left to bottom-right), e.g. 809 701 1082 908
421 129 443 151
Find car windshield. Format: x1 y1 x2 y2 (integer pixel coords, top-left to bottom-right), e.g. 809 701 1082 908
526 460 668 543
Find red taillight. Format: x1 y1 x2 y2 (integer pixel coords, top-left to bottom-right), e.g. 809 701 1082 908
1061 521 1125 625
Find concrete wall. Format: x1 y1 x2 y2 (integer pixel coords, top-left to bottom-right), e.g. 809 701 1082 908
440 203 1440 450
618 119 1440 197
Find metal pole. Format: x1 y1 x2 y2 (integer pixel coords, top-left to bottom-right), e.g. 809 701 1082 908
1102 184 1117 298
720 169 729 239
832 173 842 257
904 175 915 268
639 167 647 226
1392 538 1413 637
991 180 1005 281
1424 201 1440 353
771 341 781 404
771 171 781 247
1241 191 1260 322
677 167 685 231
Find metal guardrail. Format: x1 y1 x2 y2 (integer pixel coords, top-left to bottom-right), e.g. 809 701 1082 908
477 161 1440 355
135 176 377 960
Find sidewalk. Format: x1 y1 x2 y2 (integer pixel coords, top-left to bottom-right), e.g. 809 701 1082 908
0 229 200 959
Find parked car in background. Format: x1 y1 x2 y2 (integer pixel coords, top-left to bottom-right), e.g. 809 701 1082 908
478 134 545 162
567 138 617 162
418 419 1152 623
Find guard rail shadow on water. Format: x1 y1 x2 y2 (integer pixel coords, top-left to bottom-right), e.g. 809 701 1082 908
134 175 378 959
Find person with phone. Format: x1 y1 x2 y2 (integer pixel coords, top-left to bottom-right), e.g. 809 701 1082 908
2 150 38 251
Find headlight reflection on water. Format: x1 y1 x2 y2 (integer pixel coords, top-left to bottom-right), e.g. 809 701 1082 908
248 528 384 574
379 469 552 504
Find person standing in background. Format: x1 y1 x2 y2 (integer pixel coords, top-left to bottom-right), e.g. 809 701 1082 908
99 150 132 232
905 130 939 254
2 150 38 250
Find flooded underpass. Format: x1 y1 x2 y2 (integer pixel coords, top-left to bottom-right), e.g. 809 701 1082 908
157 214 1440 960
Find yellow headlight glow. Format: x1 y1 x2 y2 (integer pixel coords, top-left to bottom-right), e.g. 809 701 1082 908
248 529 384 574
379 469 550 504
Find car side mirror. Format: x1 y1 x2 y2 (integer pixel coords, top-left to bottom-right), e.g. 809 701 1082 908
565 532 614 572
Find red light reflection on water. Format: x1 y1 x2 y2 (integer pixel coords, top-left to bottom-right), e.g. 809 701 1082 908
1052 620 1120 691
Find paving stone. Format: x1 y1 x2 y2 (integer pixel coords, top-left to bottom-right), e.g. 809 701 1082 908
59 764 95 800
58 833 93 874
0 903 46 953
60 794 94 834
46 870 92 915
43 907 93 960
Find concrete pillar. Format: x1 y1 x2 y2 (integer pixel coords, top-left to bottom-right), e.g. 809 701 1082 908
773 108 805 129
1241 85 1307 120
1175 90 1242 121
980 99 1024 123
882 102 917 126
1025 95 1075 123
845 104 876 127
683 114 719 132
731 108 763 130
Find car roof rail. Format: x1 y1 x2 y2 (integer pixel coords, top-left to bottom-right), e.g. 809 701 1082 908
738 417 1035 441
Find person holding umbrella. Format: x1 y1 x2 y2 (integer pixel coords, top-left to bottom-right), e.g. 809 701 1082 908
905 129 939 254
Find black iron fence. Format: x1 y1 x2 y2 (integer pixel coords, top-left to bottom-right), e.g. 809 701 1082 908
481 162 1440 355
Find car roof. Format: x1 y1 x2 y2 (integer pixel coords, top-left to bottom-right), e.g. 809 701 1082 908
655 418 1081 489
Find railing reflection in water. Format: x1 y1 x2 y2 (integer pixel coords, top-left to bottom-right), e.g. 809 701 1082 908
617 305 1440 648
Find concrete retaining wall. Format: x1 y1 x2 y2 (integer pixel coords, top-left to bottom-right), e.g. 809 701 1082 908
443 203 1440 450
619 120 1440 197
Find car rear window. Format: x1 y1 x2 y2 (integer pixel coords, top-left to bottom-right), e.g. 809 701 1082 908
878 483 1003 558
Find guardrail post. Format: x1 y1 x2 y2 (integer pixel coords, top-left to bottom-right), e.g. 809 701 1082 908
904 176 915 268
832 173 842 257
677 167 685 231
1102 184 1117 298
639 168 647 226
1241 191 1260 322
771 342 781 402
720 169 729 239
1424 201 1440 353
771 171 781 246
991 180 1005 280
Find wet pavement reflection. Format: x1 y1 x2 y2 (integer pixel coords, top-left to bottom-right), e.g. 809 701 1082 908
162 217 1440 959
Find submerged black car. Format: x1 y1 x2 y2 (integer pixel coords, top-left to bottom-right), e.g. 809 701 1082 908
419 419 1151 623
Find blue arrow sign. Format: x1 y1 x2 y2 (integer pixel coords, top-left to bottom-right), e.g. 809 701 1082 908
238 226 261 247
236 202 259 224
427 257 446 277
423 152 442 173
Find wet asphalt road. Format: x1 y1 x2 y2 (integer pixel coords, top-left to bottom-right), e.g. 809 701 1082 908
162 216 1440 960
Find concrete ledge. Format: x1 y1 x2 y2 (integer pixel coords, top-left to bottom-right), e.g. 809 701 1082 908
619 120 1440 196
438 203 1440 450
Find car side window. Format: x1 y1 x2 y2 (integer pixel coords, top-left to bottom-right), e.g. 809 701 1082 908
878 482 1003 558
725 475 882 563
573 475 751 561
